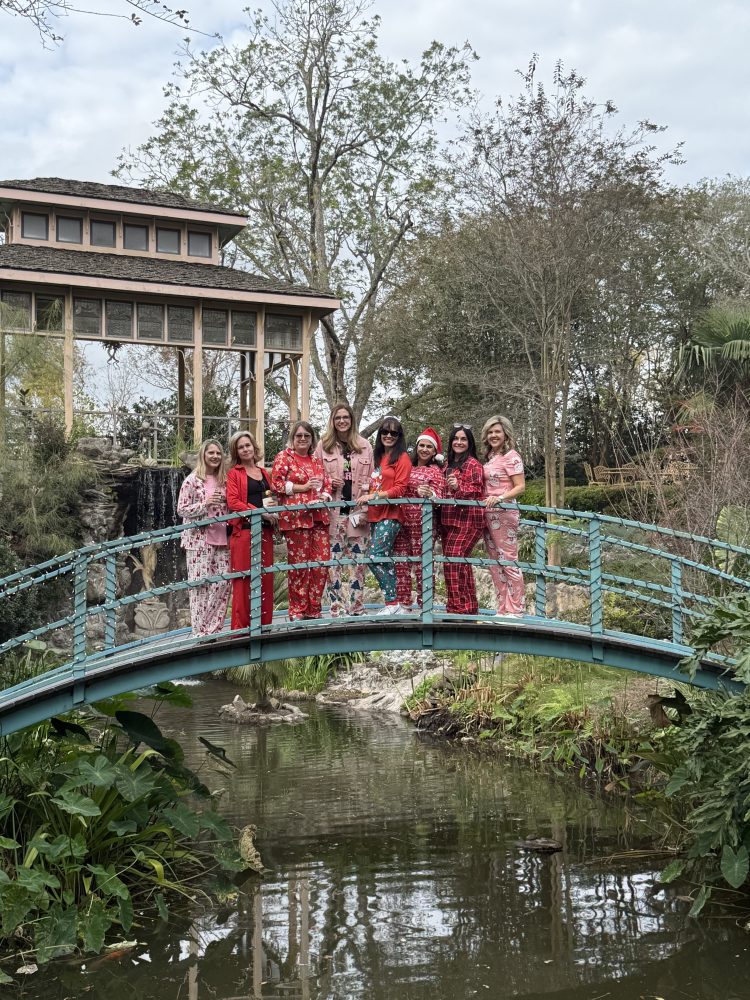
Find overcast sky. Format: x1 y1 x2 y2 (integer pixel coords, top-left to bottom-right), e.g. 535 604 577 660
1 0 748 188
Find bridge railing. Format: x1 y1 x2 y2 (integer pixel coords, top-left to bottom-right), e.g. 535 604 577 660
1 500 750 680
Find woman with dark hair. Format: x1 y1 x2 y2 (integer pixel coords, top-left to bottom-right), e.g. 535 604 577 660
356 416 411 614
441 423 485 615
481 414 526 616
271 420 332 621
226 430 276 629
394 427 445 609
314 402 374 616
177 439 231 636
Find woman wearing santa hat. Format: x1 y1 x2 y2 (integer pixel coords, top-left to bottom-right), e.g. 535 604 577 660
394 427 445 610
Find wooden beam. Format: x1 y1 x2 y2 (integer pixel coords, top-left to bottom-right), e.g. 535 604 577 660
63 290 74 436
301 309 314 421
289 357 299 422
177 348 186 441
255 308 265 453
193 303 203 446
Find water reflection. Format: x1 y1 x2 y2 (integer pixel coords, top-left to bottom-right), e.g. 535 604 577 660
17 680 750 999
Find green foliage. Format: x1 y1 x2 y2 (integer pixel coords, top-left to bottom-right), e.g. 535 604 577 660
220 651 366 696
521 479 637 515
0 542 43 644
0 687 242 971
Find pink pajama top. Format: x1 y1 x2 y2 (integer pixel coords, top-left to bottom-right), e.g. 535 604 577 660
483 449 524 501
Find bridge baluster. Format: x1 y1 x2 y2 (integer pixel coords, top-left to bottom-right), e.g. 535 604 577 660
72 555 88 666
671 561 683 645
249 511 263 637
588 519 603 634
104 556 116 651
534 523 547 618
421 500 434 626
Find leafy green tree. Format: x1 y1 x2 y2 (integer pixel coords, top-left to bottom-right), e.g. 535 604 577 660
115 0 474 421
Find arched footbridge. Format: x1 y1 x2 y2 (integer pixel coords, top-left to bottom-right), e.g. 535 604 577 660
0 500 747 735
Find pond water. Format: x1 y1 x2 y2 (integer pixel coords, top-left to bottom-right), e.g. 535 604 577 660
16 678 750 999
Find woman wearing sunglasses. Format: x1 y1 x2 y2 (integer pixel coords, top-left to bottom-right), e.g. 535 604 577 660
271 420 332 621
314 402 374 616
481 414 526 616
356 417 412 614
441 424 485 615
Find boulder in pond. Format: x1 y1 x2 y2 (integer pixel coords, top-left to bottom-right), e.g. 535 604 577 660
219 694 308 725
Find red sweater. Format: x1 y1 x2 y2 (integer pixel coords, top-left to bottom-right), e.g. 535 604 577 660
367 451 412 523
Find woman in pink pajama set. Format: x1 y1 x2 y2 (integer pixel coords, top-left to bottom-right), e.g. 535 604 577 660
481 415 526 616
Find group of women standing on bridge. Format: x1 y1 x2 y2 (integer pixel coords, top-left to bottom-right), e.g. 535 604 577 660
176 406 526 636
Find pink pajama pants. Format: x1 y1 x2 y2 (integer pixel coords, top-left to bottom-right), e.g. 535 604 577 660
185 545 231 636
483 507 525 614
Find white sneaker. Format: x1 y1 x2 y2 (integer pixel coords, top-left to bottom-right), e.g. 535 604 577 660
375 604 400 616
392 605 409 616
502 612 525 619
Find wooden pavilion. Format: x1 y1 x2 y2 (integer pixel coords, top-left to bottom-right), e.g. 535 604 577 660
0 178 339 449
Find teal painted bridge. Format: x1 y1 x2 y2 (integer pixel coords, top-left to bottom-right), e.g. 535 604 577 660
0 499 746 736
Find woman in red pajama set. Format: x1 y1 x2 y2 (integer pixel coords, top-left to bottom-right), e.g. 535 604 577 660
226 431 277 628
271 421 332 621
395 427 445 609
441 424 485 616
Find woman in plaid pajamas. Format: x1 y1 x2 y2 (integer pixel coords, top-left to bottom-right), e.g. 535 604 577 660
394 427 445 609
481 415 526 616
356 417 412 614
271 421 332 621
441 425 485 615
314 403 373 616
177 439 231 636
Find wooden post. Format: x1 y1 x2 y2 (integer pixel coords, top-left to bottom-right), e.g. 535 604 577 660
255 308 265 452
301 310 314 421
289 357 299 422
193 303 203 446
177 348 186 441
63 290 74 436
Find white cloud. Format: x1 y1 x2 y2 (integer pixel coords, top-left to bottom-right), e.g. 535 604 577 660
0 0 748 185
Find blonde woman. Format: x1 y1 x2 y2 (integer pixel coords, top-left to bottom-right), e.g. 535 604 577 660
177 439 230 636
226 430 275 628
481 415 526 616
314 403 374 616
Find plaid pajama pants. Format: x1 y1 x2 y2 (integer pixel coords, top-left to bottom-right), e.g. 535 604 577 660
395 518 424 607
440 521 483 615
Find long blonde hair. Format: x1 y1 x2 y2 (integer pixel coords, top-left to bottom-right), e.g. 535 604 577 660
228 430 263 465
194 439 227 484
480 415 516 460
320 402 365 454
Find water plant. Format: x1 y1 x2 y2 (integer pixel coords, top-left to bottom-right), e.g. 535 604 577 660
0 684 243 978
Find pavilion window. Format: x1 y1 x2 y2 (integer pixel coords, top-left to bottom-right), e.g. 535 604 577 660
168 305 194 343
91 220 116 247
137 303 164 341
21 213 48 240
73 298 102 337
57 217 83 244
106 300 133 339
188 231 211 257
0 291 32 330
156 228 181 254
202 308 228 345
231 311 256 347
124 224 149 251
266 314 302 351
35 294 64 332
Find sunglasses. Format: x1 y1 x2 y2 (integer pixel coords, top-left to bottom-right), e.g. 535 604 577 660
381 428 400 437
452 423 472 430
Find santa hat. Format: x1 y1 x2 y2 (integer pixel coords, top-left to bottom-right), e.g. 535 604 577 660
416 427 443 463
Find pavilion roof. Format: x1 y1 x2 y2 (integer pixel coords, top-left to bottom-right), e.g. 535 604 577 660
0 244 336 302
0 177 245 217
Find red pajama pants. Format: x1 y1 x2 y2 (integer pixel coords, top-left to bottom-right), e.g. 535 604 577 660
230 525 275 628
285 525 330 620
440 522 483 615
395 518 424 607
